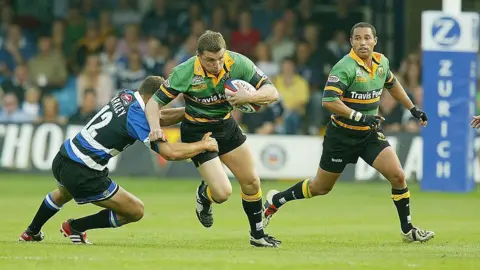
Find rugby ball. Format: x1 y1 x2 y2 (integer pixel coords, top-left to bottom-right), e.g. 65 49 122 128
224 79 261 113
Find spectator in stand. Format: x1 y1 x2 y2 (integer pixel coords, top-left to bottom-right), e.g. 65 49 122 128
266 20 296 63
99 34 122 77
326 30 350 62
0 92 33 123
0 24 36 76
21 87 40 120
112 0 141 34
254 42 279 78
51 19 69 57
174 34 197 64
230 11 261 58
64 6 86 58
71 20 104 74
116 51 147 92
295 40 323 90
177 2 207 39
0 64 30 104
76 54 114 109
273 58 309 134
99 11 116 38
141 0 177 44
35 95 67 125
27 35 67 95
209 6 232 43
68 88 98 125
252 0 284 39
116 24 147 57
143 37 168 76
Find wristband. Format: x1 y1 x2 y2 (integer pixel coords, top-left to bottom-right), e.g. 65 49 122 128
350 111 363 122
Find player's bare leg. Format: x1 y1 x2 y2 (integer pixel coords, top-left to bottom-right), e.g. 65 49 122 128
19 186 72 242
372 146 434 243
263 167 341 228
195 157 233 228
61 187 144 244
220 143 280 247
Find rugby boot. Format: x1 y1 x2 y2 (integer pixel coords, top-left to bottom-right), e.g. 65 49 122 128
60 219 92 244
195 181 214 228
19 228 44 242
263 189 280 228
401 227 435 243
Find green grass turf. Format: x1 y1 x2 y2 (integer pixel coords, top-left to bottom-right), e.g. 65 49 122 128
0 173 479 270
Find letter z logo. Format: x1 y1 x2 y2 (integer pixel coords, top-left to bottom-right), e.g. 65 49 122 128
431 17 461 47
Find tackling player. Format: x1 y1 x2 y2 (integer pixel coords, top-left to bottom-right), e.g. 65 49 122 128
145 31 281 247
19 76 218 244
263 22 435 243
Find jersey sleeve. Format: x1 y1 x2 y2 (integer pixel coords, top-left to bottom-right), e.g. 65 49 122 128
238 55 272 89
126 102 166 152
153 71 182 106
322 64 352 102
383 56 397 89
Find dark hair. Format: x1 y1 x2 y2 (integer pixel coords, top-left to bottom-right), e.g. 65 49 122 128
138 76 165 96
350 22 377 38
197 30 226 54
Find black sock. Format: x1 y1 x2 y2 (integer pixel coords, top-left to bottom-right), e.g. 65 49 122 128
28 193 63 234
241 190 265 239
70 209 120 232
392 187 413 233
271 179 312 209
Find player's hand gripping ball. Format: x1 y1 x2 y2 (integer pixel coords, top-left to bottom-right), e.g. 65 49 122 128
224 79 261 113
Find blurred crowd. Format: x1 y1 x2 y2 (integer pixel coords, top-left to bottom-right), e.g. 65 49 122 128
0 0 476 136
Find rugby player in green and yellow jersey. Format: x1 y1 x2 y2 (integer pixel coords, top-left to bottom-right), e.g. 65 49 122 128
263 22 435 243
145 31 281 247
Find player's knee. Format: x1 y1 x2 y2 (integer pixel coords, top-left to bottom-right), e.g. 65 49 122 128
212 186 232 203
388 170 406 186
128 200 145 222
238 175 261 193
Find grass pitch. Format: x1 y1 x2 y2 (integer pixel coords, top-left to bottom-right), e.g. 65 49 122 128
0 173 479 270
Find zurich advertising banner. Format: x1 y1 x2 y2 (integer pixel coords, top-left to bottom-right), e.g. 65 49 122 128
421 11 479 192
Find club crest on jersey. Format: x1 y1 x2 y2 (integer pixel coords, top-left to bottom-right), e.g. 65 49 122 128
192 75 205 84
120 93 133 105
377 66 385 78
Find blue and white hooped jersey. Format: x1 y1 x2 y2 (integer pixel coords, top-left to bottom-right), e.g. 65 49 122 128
60 90 159 171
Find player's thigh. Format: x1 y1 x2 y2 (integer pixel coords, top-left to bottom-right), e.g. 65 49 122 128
197 157 232 202
93 186 144 222
219 141 259 192
180 121 221 168
371 146 406 188
361 132 405 186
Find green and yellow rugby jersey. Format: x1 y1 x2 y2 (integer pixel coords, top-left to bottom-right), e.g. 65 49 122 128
323 49 397 130
153 51 272 123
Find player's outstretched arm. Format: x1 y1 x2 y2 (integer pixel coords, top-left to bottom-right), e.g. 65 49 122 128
387 81 427 127
387 81 415 110
159 107 185 127
146 97 164 139
249 84 279 105
156 132 218 161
